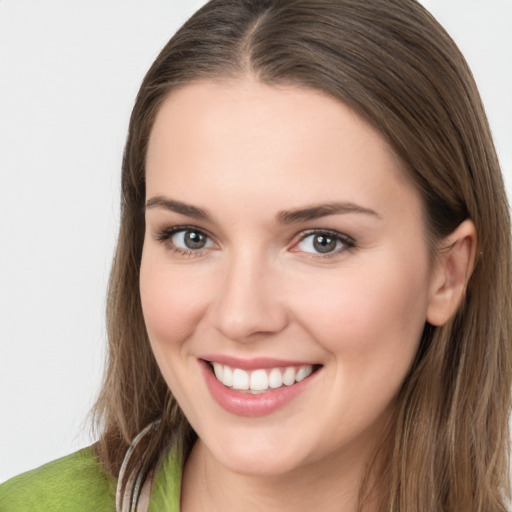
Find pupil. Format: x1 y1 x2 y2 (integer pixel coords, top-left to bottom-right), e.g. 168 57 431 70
185 231 206 249
313 235 336 253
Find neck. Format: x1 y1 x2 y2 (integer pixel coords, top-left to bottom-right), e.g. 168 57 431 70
180 439 381 512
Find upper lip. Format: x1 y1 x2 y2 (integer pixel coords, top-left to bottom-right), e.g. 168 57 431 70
200 354 320 370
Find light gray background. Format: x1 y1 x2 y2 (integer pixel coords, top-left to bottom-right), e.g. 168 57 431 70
1 0 511 482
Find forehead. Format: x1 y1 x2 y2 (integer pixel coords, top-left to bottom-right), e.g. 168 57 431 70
145 78 422 223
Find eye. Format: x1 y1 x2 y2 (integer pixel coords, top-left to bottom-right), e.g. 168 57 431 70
293 230 354 255
173 229 212 250
155 226 216 255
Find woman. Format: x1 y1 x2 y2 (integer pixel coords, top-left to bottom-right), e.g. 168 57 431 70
1 0 510 511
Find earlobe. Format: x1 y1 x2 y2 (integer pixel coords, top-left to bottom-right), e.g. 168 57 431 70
426 219 478 326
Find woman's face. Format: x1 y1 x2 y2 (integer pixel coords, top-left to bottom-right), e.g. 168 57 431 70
140 78 439 477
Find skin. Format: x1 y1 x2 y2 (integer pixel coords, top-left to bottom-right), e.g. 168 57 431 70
140 78 476 511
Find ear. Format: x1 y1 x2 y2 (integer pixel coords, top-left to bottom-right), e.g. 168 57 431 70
426 219 477 326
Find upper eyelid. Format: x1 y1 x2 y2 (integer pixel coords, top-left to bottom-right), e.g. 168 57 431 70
295 228 354 243
154 226 217 256
155 225 213 240
290 229 356 255
153 225 354 249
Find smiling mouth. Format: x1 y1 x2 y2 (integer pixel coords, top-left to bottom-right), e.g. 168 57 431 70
205 361 321 394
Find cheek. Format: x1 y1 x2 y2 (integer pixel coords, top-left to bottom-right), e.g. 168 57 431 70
287 263 430 435
289 259 429 370
139 251 210 346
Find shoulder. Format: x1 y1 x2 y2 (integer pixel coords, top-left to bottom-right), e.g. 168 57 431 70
0 446 116 512
148 448 182 512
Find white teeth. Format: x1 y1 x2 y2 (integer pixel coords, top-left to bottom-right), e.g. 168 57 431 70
223 366 233 387
212 362 223 381
250 369 268 391
268 368 283 389
296 366 312 382
211 363 315 392
232 369 249 390
282 367 296 386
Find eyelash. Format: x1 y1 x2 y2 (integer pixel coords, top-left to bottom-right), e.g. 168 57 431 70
154 225 214 258
293 229 356 259
154 226 356 259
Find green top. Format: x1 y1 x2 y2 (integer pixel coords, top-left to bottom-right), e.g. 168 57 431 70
0 446 181 511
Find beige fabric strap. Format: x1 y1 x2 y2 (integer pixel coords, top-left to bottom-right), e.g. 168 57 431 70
116 421 161 512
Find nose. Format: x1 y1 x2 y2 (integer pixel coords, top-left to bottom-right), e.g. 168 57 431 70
209 251 289 342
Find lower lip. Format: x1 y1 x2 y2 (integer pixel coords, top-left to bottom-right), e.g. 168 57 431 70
200 360 319 417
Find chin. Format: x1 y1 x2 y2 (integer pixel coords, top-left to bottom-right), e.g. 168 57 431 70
197 425 317 477
215 450 306 478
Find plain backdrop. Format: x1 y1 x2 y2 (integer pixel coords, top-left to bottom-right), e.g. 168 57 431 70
1 0 511 482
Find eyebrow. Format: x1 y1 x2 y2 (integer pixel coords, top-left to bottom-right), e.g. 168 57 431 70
145 196 212 221
277 202 380 224
145 196 380 223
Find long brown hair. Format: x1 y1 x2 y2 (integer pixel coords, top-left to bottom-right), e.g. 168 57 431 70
92 1 512 510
